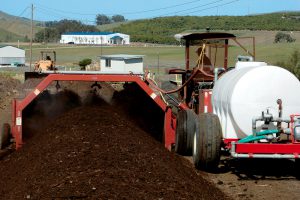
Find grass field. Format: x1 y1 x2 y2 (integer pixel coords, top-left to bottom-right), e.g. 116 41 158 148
2 30 299 75
24 45 185 70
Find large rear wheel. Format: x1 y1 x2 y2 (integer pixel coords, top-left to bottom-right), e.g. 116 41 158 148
175 109 197 156
193 113 222 171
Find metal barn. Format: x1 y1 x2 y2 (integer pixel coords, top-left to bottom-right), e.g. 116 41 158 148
0 46 25 66
60 32 130 45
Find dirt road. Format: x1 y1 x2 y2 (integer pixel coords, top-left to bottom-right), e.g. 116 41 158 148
199 157 300 200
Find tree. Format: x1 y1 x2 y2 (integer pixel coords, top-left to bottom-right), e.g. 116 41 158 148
55 19 97 34
96 14 111 25
34 19 98 43
112 15 125 23
274 32 296 43
34 28 60 43
79 58 92 70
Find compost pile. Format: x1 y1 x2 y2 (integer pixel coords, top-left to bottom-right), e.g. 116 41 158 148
0 84 228 200
0 75 20 108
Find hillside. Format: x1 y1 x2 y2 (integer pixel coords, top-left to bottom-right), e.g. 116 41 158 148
0 27 24 42
0 11 41 42
96 21 130 32
112 12 300 44
1 10 300 44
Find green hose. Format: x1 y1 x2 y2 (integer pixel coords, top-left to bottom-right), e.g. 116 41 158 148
238 129 279 143
255 129 279 136
238 135 267 143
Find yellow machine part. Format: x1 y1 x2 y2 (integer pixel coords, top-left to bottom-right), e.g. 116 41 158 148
35 60 54 72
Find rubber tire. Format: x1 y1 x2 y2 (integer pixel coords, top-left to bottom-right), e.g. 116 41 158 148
295 159 300 179
193 113 222 171
175 109 197 156
0 123 10 150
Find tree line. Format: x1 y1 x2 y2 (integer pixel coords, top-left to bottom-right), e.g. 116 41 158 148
112 12 300 44
96 14 126 25
35 20 98 42
34 12 300 44
34 14 126 42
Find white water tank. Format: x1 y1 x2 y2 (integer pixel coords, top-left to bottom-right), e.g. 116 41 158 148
212 63 300 139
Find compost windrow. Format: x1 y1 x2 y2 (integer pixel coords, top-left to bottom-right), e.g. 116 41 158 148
0 82 229 199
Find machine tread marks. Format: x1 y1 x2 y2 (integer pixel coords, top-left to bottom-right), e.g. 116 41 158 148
175 109 197 155
193 113 222 171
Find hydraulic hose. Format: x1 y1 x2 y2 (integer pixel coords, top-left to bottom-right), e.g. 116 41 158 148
145 44 214 95
238 129 279 143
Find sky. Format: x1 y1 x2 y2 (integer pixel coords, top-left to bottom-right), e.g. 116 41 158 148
1 0 300 24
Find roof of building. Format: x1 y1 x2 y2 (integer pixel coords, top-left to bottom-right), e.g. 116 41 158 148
0 45 23 49
63 32 116 36
110 35 123 39
174 32 236 41
100 54 144 60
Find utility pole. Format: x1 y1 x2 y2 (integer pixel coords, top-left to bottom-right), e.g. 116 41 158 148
157 52 160 75
43 21 46 45
29 4 34 71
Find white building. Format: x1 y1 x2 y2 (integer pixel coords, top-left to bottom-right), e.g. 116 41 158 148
0 45 25 66
100 54 144 74
60 32 130 45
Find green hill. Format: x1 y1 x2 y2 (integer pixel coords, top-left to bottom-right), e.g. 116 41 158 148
96 21 130 31
0 11 42 42
112 12 300 44
0 27 25 42
1 10 300 44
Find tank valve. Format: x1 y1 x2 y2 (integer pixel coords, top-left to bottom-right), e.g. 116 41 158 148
293 117 300 141
262 109 273 124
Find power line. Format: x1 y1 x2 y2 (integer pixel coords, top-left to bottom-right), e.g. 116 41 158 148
36 7 96 24
113 0 204 15
182 0 239 15
5 6 30 32
35 0 206 16
162 0 226 16
34 0 239 24
16 6 30 17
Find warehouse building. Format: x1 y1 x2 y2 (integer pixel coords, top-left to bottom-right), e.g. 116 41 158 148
99 54 144 74
60 32 130 45
0 45 25 66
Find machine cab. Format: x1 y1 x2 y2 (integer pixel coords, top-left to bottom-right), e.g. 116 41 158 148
169 31 255 109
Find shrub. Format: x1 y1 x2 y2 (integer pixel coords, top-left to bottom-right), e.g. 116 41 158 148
79 58 92 70
274 32 296 43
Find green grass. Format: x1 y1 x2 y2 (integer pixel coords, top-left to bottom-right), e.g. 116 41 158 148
24 45 185 69
10 30 299 74
0 28 24 42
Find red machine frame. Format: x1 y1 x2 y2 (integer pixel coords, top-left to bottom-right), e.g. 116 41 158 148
11 73 176 150
10 31 300 162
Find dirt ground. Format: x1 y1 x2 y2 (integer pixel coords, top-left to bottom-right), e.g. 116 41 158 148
199 157 300 200
1 74 300 199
